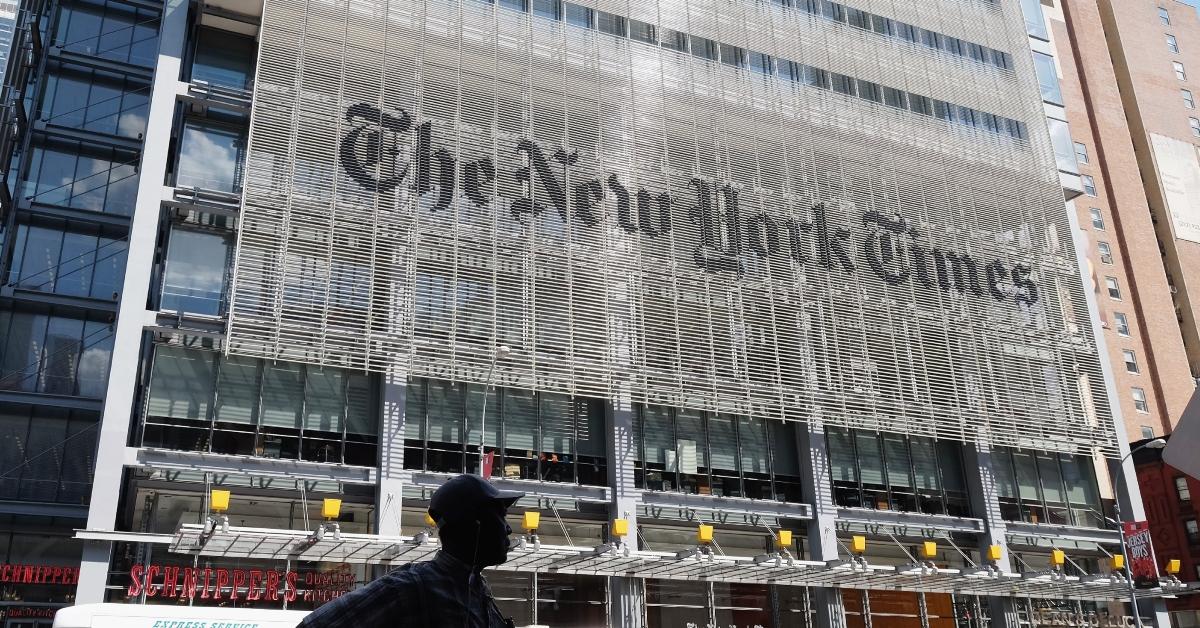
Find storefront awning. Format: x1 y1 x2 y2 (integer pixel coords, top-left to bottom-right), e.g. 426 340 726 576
78 525 1196 602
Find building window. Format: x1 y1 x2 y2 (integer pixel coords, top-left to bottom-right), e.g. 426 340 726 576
1034 52 1063 105
1074 141 1089 164
1176 61 1189 81
634 404 803 502
1098 241 1113 264
1142 426 1156 440
1133 387 1149 413
1185 89 1195 109
531 0 560 20
1049 118 1079 173
596 11 626 37
826 427 971 517
1083 175 1097 196
143 346 377 465
0 311 114 398
1123 350 1140 374
564 3 592 28
1177 476 1191 502
22 144 139 215
1161 6 1171 25
1169 34 1180 54
7 224 127 300
1090 207 1105 230
189 27 256 90
0 405 98 504
1191 117 1200 137
159 227 232 316
41 65 150 140
992 447 1103 527
404 377 607 486
1186 519 1199 544
176 119 247 193
54 0 160 67
1106 276 1122 299
1114 312 1131 336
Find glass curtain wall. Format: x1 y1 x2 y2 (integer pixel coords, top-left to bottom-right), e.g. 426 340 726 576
7 223 127 300
0 310 113 397
826 427 970 516
403 377 607 486
0 405 96 503
991 447 1104 527
159 225 231 315
632 404 803 502
141 346 377 465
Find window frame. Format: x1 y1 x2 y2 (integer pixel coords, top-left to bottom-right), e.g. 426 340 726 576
1161 7 1172 25
1114 312 1131 336
1098 241 1113 264
1176 61 1188 81
1073 141 1089 165
1176 476 1191 502
1184 88 1196 109
1132 387 1149 413
1089 207 1105 230
1122 349 1140 374
1169 34 1180 54
1082 175 1097 196
1106 276 1122 300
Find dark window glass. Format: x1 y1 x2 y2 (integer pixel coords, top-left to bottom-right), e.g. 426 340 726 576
921 29 941 49
870 14 893 35
803 65 829 88
690 35 718 61
596 11 625 36
941 36 963 55
857 79 881 102
993 50 1012 70
659 27 687 52
190 27 256 90
831 73 855 95
897 22 919 43
0 311 112 398
628 18 653 43
498 0 526 10
176 119 246 192
41 66 149 138
564 4 592 28
908 93 932 116
932 100 953 121
846 7 869 29
820 0 845 22
883 86 906 108
8 224 126 300
54 0 159 67
720 44 745 68
23 143 139 214
749 52 772 75
531 0 559 19
160 227 231 316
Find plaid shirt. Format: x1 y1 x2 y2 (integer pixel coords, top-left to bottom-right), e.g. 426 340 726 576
297 551 514 628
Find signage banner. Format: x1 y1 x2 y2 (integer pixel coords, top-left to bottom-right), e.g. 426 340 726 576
233 0 1119 456
127 564 354 605
0 563 79 585
1150 134 1200 244
1122 521 1160 589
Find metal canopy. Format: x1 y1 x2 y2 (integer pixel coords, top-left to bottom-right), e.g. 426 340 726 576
103 524 1191 602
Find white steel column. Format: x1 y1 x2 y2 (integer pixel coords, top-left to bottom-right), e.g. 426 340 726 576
376 369 408 536
798 418 847 628
75 0 189 603
607 388 643 628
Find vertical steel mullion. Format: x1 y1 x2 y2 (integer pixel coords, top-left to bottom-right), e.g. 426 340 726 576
203 350 220 453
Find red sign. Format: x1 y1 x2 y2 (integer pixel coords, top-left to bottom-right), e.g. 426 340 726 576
482 451 495 479
1122 521 1160 589
0 607 59 620
0 563 80 585
127 564 354 605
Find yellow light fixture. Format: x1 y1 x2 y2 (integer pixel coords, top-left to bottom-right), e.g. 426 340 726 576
1050 549 1066 567
522 511 540 533
1111 555 1126 570
1166 559 1182 575
210 489 230 514
920 541 938 560
611 518 629 538
697 524 714 544
424 511 437 528
850 535 867 554
776 530 793 549
987 545 1003 562
322 498 342 520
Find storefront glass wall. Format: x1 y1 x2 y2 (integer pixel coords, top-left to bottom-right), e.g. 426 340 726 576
141 346 377 465
826 427 971 517
489 572 607 628
991 447 1104 527
403 377 607 485
632 404 803 502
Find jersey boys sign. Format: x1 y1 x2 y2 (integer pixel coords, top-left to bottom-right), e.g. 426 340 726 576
339 103 1040 307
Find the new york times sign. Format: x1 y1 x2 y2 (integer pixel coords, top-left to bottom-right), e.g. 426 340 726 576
339 103 1039 306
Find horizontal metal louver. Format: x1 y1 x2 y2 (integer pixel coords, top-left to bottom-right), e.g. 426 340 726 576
230 0 1120 457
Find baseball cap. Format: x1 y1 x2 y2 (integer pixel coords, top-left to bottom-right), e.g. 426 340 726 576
428 474 525 526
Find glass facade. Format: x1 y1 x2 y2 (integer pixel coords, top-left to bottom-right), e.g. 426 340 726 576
992 447 1103 527
0 311 113 398
175 118 246 192
8 223 127 299
141 346 377 465
0 407 96 503
189 26 256 89
159 226 230 315
403 377 607 486
827 428 970 517
633 405 803 502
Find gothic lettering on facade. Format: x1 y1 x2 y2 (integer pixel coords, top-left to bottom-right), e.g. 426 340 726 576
338 103 1040 306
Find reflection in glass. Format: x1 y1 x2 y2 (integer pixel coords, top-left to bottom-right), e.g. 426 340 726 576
176 120 246 192
160 228 230 315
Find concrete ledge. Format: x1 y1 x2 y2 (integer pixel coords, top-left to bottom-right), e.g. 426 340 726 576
639 490 812 520
130 447 377 484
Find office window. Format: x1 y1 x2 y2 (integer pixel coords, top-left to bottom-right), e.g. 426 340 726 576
41 66 150 139
1098 241 1113 264
532 0 561 20
0 311 113 398
1177 477 1192 501
749 52 772 76
628 19 653 43
564 4 593 28
634 404 803 503
1049 119 1078 172
596 11 625 37
690 35 718 61
497 0 526 10
1106 276 1121 300
1141 426 1156 439
883 86 906 108
1186 519 1199 543
1161 7 1171 25
1191 117 1200 137
0 406 98 504
1074 142 1089 164
176 119 247 193
143 347 376 464
1132 387 1149 413
190 27 256 90
832 73 856 95
54 0 160 67
1034 52 1063 105
857 80 882 103
7 224 127 300
1176 61 1189 81
1123 350 1140 374
1082 175 1097 196
993 447 1102 527
826 427 970 517
23 144 139 215
1089 207 1105 230
719 44 746 68
1114 312 1130 336
1169 34 1180 54
160 227 232 316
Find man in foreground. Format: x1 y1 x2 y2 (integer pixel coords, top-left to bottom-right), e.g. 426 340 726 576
297 474 523 628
